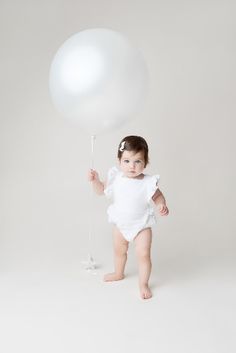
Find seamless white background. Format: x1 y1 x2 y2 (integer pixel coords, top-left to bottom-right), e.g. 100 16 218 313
1 1 235 352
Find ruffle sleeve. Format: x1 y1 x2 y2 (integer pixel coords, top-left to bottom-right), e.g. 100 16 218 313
147 174 160 201
104 166 120 199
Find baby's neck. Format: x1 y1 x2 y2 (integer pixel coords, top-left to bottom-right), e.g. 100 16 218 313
123 173 144 180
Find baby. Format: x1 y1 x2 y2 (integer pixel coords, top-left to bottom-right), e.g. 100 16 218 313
88 135 169 299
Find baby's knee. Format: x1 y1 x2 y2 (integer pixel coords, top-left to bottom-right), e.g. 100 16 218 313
136 249 151 261
114 245 128 257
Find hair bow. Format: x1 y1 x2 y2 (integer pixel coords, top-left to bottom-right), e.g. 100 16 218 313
119 141 126 152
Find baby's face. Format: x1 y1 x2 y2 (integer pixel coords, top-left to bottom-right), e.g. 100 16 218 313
119 150 145 178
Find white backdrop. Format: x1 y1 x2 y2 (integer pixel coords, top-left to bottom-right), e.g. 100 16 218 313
1 0 235 269
0 1 235 352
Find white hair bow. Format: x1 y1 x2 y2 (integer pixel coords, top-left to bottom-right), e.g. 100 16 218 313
119 141 126 152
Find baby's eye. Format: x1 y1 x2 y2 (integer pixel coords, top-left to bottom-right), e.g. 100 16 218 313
135 160 142 164
123 160 129 163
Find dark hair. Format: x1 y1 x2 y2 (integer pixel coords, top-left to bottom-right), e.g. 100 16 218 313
117 135 149 167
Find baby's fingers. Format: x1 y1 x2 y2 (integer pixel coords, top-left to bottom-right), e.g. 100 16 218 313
163 208 169 215
159 204 165 212
88 169 95 181
88 169 99 181
159 205 169 216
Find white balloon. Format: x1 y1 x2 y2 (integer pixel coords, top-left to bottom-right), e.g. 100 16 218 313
49 28 149 135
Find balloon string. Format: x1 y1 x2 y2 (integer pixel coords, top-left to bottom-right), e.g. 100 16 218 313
88 135 96 255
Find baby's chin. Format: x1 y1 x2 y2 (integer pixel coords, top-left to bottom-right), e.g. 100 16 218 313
125 172 143 179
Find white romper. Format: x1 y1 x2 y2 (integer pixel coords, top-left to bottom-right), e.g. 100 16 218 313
104 166 160 242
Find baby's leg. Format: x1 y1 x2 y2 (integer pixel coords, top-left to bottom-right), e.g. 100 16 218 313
104 226 129 282
134 228 152 299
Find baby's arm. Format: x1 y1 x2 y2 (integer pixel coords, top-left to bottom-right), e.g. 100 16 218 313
88 169 105 195
152 189 169 216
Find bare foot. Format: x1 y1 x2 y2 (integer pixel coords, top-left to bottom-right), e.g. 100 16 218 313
140 284 152 299
103 272 124 282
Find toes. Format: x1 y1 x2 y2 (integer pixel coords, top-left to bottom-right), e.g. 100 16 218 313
140 287 152 299
103 273 124 282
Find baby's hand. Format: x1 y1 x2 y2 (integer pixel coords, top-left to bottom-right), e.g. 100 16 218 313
159 204 169 216
88 169 99 182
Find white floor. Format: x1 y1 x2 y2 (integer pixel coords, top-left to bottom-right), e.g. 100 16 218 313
0 254 235 353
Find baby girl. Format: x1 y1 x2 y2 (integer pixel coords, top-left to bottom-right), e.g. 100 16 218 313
88 135 169 299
